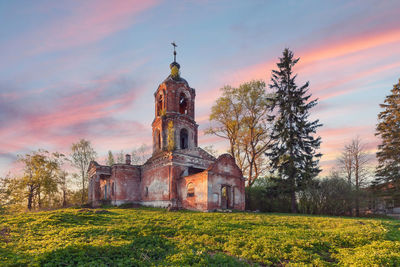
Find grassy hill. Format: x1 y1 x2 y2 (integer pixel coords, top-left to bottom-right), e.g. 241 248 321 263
0 207 399 266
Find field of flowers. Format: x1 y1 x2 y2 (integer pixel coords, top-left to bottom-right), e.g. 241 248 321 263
0 207 399 266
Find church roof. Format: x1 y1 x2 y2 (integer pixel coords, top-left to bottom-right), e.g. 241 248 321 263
162 74 189 86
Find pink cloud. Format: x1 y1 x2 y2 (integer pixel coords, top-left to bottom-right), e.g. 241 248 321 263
0 75 141 155
299 28 400 67
0 0 159 61
36 0 159 53
218 27 400 95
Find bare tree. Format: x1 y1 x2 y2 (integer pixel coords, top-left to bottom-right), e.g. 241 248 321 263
338 136 370 216
202 145 219 158
106 150 115 166
71 139 96 204
116 150 124 164
131 144 151 165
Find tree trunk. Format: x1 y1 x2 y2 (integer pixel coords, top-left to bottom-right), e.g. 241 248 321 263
38 185 42 209
290 174 297 213
291 189 297 213
355 156 360 217
27 184 36 211
62 189 67 208
81 170 85 204
27 189 33 211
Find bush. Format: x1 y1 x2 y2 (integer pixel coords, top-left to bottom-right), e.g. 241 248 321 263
246 177 291 212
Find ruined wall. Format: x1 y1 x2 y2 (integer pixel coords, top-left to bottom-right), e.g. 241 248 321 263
88 163 111 207
179 171 208 211
89 174 102 207
141 157 172 207
109 164 141 205
207 154 245 211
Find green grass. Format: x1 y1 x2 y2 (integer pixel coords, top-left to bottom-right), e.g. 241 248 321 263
0 208 399 266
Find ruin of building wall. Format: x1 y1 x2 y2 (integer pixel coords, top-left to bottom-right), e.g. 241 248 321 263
206 154 246 211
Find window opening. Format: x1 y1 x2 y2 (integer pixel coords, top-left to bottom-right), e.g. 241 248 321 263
187 183 194 197
180 128 188 149
179 93 188 114
157 94 163 116
155 129 161 150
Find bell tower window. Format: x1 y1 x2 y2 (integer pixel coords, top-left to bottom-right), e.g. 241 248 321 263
155 129 161 150
180 128 188 149
179 93 188 114
157 94 163 116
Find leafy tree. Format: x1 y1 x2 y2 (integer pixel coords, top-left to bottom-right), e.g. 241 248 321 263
18 150 60 210
267 48 322 213
207 85 241 160
71 139 96 204
207 81 272 186
375 79 400 187
0 175 25 212
106 150 115 166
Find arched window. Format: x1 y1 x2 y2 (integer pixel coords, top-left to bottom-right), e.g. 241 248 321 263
155 129 161 150
179 93 188 114
187 183 194 197
157 94 163 116
180 128 188 149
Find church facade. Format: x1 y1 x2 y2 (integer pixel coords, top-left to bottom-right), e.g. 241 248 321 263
88 55 245 211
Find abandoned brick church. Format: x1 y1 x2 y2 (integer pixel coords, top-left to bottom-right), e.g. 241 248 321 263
88 49 245 211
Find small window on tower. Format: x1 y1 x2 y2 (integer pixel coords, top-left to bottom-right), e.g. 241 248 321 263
155 129 161 150
180 128 188 149
187 183 194 197
179 93 188 114
157 94 163 116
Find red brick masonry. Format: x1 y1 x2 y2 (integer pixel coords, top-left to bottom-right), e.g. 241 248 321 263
88 64 245 211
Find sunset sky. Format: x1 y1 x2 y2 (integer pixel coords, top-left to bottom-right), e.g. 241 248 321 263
1 0 400 176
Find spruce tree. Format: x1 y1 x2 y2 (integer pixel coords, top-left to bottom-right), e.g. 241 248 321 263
375 79 400 185
267 48 322 213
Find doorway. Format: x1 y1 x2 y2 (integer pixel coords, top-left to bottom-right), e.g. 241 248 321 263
221 185 230 209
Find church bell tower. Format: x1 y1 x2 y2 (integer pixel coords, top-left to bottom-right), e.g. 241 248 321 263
152 43 198 154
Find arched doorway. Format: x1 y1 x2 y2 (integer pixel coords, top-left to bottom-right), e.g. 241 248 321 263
221 185 231 209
